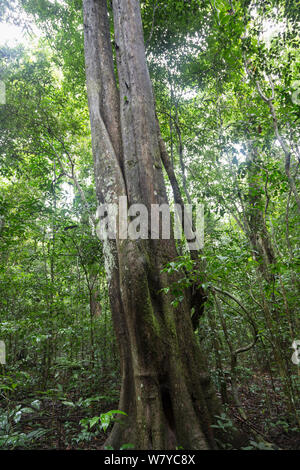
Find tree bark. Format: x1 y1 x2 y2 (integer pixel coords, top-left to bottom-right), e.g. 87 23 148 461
83 0 240 450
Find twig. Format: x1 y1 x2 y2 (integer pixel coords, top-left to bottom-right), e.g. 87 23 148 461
145 0 159 50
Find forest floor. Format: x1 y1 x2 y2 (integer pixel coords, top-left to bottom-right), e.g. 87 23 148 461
229 372 300 450
1 369 299 450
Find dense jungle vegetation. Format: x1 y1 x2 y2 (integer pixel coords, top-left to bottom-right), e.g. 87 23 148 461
0 0 299 451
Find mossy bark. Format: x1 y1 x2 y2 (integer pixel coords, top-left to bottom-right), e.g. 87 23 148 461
104 236 224 449
83 0 245 450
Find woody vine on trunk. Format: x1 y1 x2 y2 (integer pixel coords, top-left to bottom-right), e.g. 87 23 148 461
82 0 241 450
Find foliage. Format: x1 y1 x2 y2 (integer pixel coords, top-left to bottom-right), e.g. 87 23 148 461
0 0 299 449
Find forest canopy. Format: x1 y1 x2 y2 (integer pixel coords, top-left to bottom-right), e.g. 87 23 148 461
0 0 299 452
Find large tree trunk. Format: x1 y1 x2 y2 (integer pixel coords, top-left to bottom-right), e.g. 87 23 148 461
83 0 237 450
